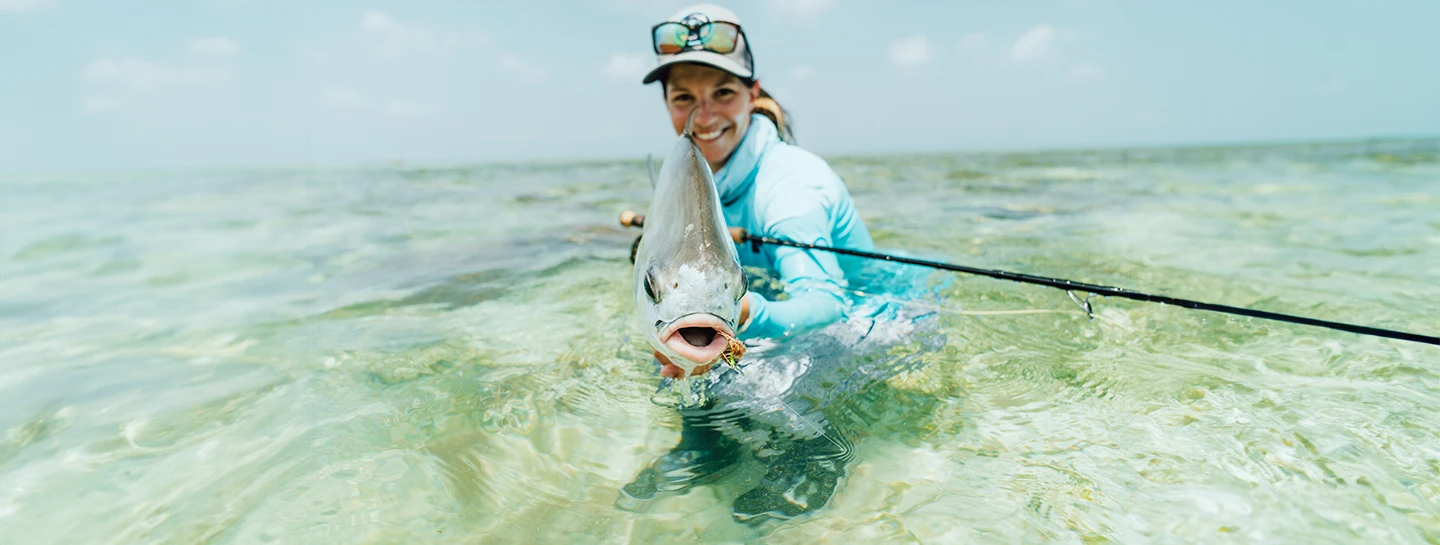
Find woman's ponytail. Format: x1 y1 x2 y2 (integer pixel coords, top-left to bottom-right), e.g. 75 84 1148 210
752 87 795 144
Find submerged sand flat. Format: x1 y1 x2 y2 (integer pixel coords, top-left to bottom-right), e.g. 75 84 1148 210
1 139 1438 543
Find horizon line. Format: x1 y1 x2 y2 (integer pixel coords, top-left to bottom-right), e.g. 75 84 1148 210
4 132 1437 179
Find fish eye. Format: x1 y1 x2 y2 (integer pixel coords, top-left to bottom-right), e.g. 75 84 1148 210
644 270 661 303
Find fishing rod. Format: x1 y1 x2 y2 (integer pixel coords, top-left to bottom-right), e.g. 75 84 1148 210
619 211 1440 347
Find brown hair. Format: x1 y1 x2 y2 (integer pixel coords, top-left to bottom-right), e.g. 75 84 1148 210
752 87 795 144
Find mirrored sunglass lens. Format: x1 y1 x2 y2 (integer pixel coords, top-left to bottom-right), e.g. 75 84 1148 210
700 23 739 53
654 23 688 54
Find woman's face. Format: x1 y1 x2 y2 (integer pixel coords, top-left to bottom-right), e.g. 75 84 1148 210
664 63 760 171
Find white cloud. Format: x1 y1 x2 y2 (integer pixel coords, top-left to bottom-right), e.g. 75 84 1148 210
80 94 119 115
888 34 933 70
359 10 488 59
188 37 241 57
319 87 435 120
80 39 239 112
83 58 231 91
319 87 374 110
360 10 406 35
958 33 988 53
605 52 652 81
1010 24 1056 62
1070 62 1104 81
768 0 837 19
384 100 435 119
499 53 547 83
789 65 813 81
0 0 54 13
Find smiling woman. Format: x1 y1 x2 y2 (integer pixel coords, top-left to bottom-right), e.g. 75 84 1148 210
661 64 758 172
621 2 886 525
640 3 875 375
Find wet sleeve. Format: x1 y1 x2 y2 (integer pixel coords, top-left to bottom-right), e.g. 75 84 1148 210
739 185 849 340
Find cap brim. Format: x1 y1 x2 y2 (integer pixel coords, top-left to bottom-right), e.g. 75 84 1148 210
642 50 753 84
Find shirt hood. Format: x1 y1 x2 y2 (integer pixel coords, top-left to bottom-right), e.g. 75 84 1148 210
713 113 779 206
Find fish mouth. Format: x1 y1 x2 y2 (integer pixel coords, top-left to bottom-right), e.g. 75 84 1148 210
658 313 735 366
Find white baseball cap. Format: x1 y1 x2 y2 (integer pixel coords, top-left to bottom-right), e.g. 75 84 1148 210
642 4 754 84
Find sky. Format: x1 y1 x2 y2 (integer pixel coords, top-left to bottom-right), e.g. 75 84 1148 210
1 0 1438 173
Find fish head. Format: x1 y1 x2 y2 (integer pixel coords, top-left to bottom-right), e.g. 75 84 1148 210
635 253 746 372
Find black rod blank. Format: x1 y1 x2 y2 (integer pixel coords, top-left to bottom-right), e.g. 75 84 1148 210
747 234 1439 347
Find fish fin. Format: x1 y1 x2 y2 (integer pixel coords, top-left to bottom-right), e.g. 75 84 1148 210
646 154 658 189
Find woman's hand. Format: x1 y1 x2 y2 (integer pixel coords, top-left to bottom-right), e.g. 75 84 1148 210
657 294 752 379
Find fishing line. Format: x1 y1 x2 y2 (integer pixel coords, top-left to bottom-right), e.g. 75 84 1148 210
620 212 1439 347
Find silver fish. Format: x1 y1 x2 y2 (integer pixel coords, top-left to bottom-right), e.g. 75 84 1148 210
633 110 747 375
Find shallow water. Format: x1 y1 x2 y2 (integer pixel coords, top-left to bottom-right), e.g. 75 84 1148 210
2 139 1439 543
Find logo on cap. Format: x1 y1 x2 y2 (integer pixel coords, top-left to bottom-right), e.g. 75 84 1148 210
679 12 711 48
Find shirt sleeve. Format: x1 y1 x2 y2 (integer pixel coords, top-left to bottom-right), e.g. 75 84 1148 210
739 178 850 340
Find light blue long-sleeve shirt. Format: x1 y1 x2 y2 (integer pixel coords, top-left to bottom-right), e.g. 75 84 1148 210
713 114 876 340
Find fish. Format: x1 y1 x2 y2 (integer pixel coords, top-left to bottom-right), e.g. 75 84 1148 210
632 109 748 376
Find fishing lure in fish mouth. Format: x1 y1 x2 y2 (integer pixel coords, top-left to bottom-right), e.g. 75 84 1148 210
717 329 746 373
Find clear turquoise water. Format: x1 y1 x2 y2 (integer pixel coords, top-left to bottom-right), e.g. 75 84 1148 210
2 139 1438 543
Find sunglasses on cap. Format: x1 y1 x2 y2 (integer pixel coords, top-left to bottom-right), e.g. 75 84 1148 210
651 20 747 55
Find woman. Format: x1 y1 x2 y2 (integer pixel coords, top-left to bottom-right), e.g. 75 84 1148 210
620 4 878 524
643 4 877 380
